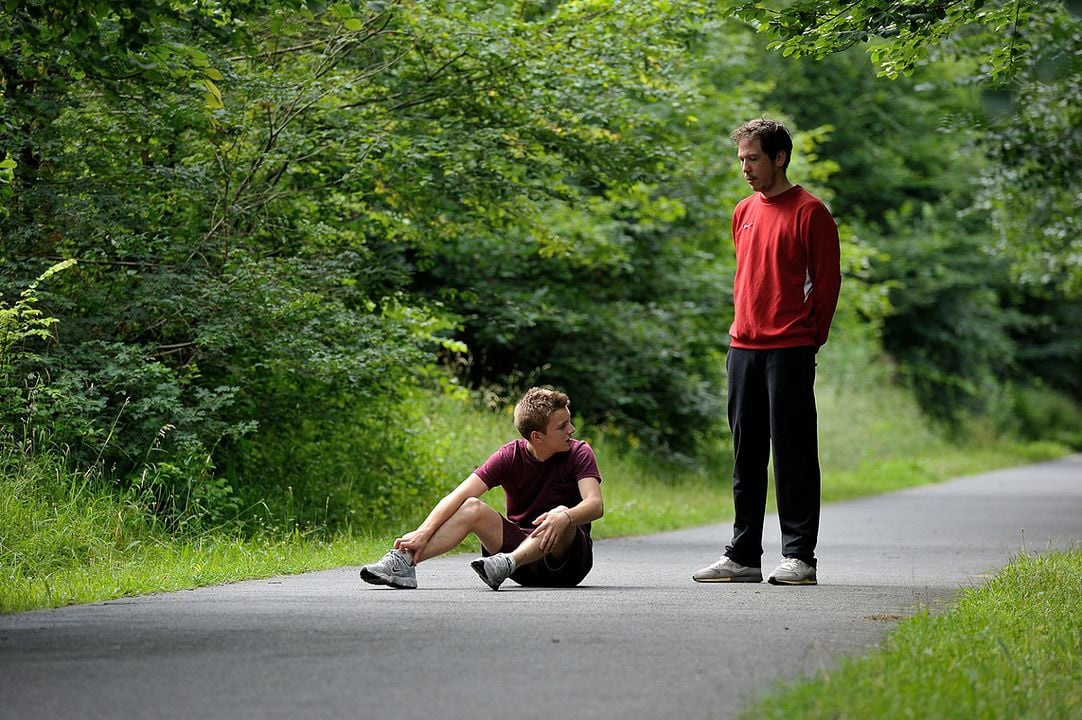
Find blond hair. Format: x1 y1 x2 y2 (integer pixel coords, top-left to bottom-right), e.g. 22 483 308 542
513 387 570 438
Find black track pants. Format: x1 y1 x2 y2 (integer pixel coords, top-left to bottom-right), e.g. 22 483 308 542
724 346 821 568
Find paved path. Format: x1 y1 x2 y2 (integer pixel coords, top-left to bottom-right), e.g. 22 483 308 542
2 455 1080 720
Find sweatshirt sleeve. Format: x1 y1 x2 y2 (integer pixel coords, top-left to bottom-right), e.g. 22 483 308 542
806 203 841 348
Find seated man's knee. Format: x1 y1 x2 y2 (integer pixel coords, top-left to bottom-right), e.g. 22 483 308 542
457 496 488 521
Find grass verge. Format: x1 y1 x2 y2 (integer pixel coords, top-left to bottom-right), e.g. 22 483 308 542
739 548 1082 720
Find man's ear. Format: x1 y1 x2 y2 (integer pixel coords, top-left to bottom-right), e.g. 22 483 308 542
774 150 788 169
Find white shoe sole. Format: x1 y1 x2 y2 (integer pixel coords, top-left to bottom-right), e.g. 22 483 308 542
692 574 763 583
767 575 817 585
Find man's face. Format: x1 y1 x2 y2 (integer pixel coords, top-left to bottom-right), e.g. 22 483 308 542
536 407 575 455
737 137 786 196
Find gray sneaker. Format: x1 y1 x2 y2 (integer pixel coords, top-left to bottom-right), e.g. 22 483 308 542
360 549 417 589
692 556 763 583
470 553 516 591
768 557 817 585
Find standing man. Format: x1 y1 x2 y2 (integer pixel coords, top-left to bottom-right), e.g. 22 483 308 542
360 386 603 591
694 118 841 586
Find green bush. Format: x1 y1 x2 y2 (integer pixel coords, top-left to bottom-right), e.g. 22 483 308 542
0 260 76 427
1004 382 1082 450
224 386 497 535
861 204 1018 423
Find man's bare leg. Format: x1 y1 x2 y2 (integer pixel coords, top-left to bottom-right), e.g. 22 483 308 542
509 523 578 568
411 497 505 563
472 519 579 590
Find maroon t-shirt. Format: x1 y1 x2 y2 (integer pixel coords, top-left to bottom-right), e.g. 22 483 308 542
474 439 602 536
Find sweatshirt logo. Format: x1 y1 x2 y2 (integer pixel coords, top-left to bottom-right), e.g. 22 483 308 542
741 223 754 230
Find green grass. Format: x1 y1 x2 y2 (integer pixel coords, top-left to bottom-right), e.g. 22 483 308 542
739 549 1082 720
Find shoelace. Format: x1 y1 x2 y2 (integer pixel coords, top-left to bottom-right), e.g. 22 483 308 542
487 554 512 577
383 551 410 572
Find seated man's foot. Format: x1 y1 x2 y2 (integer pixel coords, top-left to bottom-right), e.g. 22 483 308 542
360 549 417 589
470 553 516 591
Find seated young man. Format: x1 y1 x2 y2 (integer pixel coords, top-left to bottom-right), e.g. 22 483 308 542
359 387 604 591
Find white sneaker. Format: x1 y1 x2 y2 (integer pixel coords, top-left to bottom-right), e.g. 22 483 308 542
470 553 516 591
360 549 417 589
692 556 763 583
768 557 817 585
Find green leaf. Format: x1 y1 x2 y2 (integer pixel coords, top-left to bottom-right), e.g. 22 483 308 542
202 78 224 110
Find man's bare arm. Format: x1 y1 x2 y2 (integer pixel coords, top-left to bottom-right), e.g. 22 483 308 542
529 476 603 553
394 473 489 560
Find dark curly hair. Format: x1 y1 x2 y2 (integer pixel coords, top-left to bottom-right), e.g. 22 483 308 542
730 118 793 171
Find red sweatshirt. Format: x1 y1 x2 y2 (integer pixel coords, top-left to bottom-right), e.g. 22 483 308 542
729 185 841 350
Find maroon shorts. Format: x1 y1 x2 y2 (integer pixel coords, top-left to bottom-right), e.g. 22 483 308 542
483 515 594 587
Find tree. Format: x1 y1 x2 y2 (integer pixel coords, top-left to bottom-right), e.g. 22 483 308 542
729 0 1044 80
728 0 1082 291
0 1 470 526
728 0 1082 420
3 0 774 529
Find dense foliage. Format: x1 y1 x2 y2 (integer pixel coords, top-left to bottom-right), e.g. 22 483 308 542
740 0 1082 424
2 0 1080 532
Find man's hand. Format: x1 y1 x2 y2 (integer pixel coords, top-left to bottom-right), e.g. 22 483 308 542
394 530 430 561
532 506 574 554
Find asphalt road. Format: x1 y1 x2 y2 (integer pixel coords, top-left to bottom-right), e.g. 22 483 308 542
2 455 1080 720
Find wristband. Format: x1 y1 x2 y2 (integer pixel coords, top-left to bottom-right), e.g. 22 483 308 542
563 510 574 526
